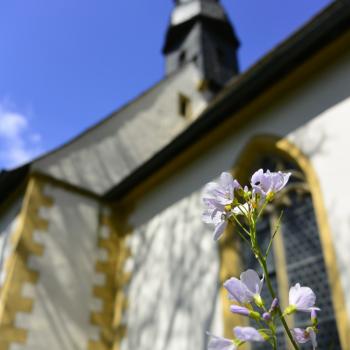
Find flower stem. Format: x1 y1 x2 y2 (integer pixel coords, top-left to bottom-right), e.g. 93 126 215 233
272 336 277 350
259 258 299 350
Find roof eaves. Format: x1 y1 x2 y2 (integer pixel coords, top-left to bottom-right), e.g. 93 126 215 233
104 1 350 201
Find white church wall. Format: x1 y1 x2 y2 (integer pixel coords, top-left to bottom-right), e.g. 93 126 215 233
10 184 101 350
126 46 350 348
0 195 23 288
33 64 209 195
126 191 221 350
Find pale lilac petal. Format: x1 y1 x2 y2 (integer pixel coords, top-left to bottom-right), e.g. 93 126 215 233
275 171 291 191
260 174 272 193
309 329 317 350
203 182 221 199
240 269 263 296
211 209 224 226
232 203 250 215
289 283 317 312
202 172 239 207
291 328 309 344
251 169 263 186
296 287 316 310
207 333 236 350
220 172 234 189
230 305 250 316
223 278 250 303
213 220 227 241
289 283 300 304
234 327 264 342
202 209 215 224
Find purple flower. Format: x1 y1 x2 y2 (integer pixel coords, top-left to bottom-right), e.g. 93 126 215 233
224 270 263 305
251 169 291 199
291 327 317 349
234 327 265 342
202 172 240 240
203 172 240 206
224 277 251 304
206 333 236 350
286 283 320 314
240 269 264 301
202 200 229 241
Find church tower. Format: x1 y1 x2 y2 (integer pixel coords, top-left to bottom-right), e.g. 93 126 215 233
163 0 240 90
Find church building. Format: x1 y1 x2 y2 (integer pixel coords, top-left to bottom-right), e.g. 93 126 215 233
1 0 350 349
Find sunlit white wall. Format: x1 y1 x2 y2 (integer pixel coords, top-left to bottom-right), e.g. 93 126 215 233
125 46 350 349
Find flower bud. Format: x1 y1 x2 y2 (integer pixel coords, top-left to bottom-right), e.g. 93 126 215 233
230 305 250 317
262 312 271 321
230 305 261 321
311 309 318 327
269 298 279 313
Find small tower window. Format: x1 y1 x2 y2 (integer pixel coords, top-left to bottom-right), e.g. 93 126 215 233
179 51 186 66
178 93 192 119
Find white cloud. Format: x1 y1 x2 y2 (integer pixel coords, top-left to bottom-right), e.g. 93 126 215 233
0 103 43 169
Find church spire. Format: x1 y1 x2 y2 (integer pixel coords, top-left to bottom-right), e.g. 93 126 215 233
163 0 240 90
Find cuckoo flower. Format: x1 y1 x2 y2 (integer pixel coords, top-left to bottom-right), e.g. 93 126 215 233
207 333 237 350
285 283 320 315
224 270 263 305
251 169 291 200
291 327 317 349
224 277 251 304
234 327 265 342
202 200 229 241
203 172 240 206
202 172 241 240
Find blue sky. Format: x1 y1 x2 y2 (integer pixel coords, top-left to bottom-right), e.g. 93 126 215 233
0 0 331 169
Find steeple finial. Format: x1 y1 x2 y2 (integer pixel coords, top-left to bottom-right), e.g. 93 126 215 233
163 0 240 89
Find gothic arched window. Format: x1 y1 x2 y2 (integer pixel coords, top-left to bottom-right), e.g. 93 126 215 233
230 138 344 349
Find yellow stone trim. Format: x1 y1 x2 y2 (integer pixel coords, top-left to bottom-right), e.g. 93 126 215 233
270 214 294 350
0 176 53 350
88 206 132 350
269 213 289 312
232 134 350 349
219 231 247 340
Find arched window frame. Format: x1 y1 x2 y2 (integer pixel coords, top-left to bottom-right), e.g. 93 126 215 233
218 135 350 348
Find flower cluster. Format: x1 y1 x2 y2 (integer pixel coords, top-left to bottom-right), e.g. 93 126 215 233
202 169 291 241
208 269 320 349
202 169 321 349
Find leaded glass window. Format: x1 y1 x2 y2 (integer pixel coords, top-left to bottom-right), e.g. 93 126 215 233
241 155 341 349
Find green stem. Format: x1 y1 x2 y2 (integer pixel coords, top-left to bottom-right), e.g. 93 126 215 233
272 335 277 350
259 258 299 350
